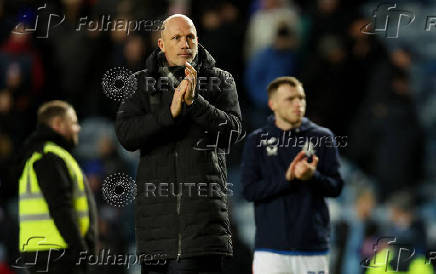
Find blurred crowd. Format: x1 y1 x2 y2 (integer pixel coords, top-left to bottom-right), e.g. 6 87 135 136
0 0 436 273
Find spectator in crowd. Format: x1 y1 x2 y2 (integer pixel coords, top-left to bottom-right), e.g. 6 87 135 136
47 0 93 112
244 23 298 130
387 192 427 255
244 0 300 61
303 0 346 53
301 14 387 139
349 47 424 200
0 30 44 95
197 2 244 77
300 34 348 136
0 30 44 124
363 191 433 274
334 186 378 274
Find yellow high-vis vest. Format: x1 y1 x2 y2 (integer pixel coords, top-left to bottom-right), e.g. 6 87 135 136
365 248 434 274
18 141 90 252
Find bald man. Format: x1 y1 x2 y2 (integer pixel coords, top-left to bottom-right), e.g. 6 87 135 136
115 14 242 274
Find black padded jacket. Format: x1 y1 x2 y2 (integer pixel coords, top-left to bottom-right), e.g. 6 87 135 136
115 44 242 260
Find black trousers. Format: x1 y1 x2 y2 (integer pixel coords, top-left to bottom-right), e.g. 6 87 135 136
141 255 223 274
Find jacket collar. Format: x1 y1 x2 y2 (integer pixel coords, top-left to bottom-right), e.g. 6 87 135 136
21 124 75 154
15 124 75 177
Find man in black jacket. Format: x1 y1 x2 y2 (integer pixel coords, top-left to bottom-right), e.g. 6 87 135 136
16 100 98 274
115 14 242 274
241 76 343 274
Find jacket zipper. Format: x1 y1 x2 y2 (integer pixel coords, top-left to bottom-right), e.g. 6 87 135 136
175 149 182 261
177 193 181 261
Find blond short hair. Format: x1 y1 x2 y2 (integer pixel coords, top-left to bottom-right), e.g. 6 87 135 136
37 100 73 126
267 76 304 98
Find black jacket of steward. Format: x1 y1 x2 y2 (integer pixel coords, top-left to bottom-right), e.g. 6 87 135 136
115 44 242 259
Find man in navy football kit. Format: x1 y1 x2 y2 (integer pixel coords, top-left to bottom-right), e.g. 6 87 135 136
241 76 344 273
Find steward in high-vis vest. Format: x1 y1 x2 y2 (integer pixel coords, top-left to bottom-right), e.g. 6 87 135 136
16 101 97 274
